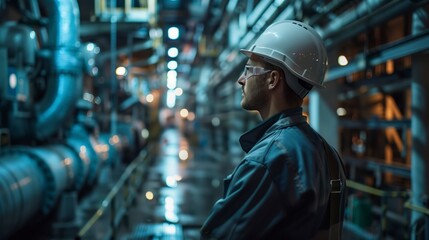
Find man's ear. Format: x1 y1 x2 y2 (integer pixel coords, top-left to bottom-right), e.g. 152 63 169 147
267 70 281 90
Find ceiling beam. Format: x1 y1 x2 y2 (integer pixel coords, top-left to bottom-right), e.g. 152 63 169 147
98 40 154 62
80 21 146 37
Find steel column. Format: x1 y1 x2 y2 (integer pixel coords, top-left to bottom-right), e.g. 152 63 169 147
309 80 339 148
411 6 429 240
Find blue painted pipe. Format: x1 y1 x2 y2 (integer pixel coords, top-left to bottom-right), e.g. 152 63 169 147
0 151 46 239
0 143 90 239
99 133 123 167
0 130 124 239
66 137 98 189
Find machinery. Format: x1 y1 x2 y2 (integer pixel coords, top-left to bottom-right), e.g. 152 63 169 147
0 0 144 238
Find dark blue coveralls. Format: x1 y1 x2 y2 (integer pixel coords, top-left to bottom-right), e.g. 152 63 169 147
201 107 346 239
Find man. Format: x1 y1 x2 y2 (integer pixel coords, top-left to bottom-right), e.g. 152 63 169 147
201 20 347 239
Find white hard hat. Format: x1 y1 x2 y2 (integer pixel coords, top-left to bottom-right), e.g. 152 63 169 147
240 20 328 98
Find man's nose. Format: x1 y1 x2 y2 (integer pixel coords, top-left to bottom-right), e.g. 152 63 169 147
237 73 245 85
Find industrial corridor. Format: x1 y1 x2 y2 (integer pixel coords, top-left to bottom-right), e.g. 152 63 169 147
1 0 429 239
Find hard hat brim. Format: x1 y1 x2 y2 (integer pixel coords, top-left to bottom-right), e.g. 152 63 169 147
239 48 326 89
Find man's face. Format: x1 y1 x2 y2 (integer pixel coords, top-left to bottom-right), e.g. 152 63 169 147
237 58 271 112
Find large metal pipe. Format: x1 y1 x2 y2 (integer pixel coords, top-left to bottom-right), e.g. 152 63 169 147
9 0 81 141
67 124 103 185
34 0 81 140
0 145 77 239
64 138 92 191
99 133 122 167
0 131 123 239
0 154 45 239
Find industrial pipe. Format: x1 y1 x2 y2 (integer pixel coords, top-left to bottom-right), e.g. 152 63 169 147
0 154 45 239
34 0 81 140
67 124 104 186
0 145 76 239
8 0 81 141
0 132 123 239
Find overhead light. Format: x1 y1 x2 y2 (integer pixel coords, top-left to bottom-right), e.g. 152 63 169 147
179 149 189 161
145 191 154 200
168 47 179 58
166 90 176 108
168 27 179 40
167 70 177 90
164 196 179 223
166 176 177 188
338 55 348 66
174 88 183 96
336 107 347 116
167 77 177 89
180 108 189 118
167 70 177 78
168 60 178 70
146 93 154 103
9 73 17 89
86 43 95 51
115 66 127 76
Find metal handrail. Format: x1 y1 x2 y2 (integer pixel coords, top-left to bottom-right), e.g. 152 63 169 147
345 179 410 238
404 201 429 216
404 200 429 240
76 146 152 239
346 179 409 198
347 180 429 215
347 179 429 239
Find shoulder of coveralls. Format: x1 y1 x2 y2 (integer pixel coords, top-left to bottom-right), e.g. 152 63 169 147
244 124 309 167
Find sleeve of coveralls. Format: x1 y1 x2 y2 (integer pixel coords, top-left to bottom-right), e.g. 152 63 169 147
200 160 285 240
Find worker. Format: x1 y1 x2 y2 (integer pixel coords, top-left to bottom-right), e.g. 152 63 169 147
201 20 347 239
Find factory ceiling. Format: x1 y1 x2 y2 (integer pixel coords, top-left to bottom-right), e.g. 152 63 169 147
3 0 429 110
77 0 215 75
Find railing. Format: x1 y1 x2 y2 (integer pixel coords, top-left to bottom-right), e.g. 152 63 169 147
76 146 154 240
346 180 409 238
346 179 429 239
404 201 429 240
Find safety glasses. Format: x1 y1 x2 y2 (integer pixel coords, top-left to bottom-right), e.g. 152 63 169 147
242 65 272 80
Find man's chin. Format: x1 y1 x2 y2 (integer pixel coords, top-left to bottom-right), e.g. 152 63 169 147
241 102 252 111
241 101 247 109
